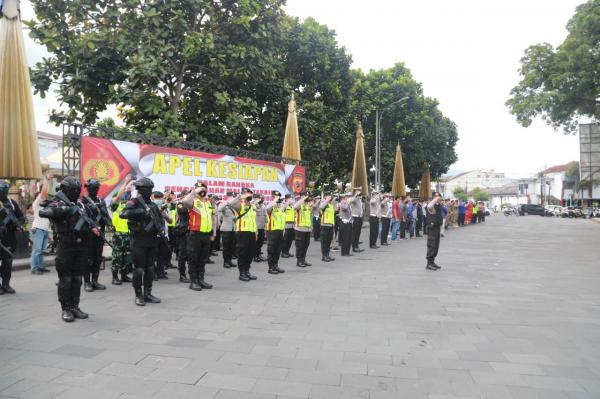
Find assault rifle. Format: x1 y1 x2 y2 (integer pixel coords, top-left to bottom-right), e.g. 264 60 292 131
0 201 24 230
0 241 14 257
82 195 113 230
135 195 169 243
54 191 114 250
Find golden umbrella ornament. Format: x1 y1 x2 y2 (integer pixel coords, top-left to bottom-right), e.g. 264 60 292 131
0 0 42 180
391 143 406 197
351 123 369 197
281 93 301 161
419 162 431 200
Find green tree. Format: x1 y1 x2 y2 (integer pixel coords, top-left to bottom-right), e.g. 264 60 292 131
453 187 468 202
350 64 458 188
472 187 490 202
506 0 600 134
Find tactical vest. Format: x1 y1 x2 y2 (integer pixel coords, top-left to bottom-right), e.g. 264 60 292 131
112 203 129 233
321 204 335 225
188 199 213 233
267 207 285 231
236 205 257 232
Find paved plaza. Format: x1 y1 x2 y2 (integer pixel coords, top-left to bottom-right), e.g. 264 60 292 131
0 216 599 399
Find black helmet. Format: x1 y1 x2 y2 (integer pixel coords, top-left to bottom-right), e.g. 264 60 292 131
85 178 101 197
59 176 82 202
134 177 154 200
0 180 9 201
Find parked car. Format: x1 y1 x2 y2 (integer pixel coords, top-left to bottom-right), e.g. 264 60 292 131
545 205 562 217
519 204 550 216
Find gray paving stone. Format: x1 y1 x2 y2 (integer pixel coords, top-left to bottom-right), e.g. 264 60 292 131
0 217 598 399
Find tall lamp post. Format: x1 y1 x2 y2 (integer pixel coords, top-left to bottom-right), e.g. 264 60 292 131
375 96 409 192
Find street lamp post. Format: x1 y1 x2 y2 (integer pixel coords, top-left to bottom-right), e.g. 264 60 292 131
375 96 409 192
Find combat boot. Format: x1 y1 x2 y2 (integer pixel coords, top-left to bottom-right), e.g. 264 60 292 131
268 265 278 274
143 288 161 304
92 277 106 290
198 274 213 289
111 271 122 285
321 257 331 263
426 262 438 271
296 260 306 267
223 261 232 269
302 259 312 267
71 306 89 319
327 256 336 262
135 289 145 306
1 281 15 294
179 274 190 283
84 281 94 292
275 265 285 273
62 309 75 322
239 273 250 282
189 279 203 291
120 272 132 283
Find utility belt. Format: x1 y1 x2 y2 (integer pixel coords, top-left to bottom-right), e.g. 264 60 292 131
190 231 211 235
342 219 352 224
369 214 379 218
57 232 87 246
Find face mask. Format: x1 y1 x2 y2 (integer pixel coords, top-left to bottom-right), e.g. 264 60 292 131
199 191 207 198
154 199 163 206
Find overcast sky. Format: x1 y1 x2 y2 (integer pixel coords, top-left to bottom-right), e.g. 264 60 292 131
21 0 585 178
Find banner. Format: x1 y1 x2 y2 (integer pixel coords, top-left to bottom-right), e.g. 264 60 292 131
80 137 306 201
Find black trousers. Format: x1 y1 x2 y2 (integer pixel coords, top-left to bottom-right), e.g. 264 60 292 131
312 217 321 240
85 235 103 283
472 214 478 224
295 231 311 261
320 225 333 257
339 222 352 255
156 238 171 278
177 232 188 276
266 230 283 268
254 229 265 257
236 231 255 273
416 217 423 237
212 229 221 251
131 236 158 291
187 232 211 279
221 230 235 263
458 214 465 226
369 216 379 247
334 215 340 241
55 240 87 310
380 217 390 244
0 234 15 284
282 227 295 255
426 225 441 263
400 220 406 239
168 227 178 257
351 217 362 249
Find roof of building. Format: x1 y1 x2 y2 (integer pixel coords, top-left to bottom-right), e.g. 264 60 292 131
543 161 577 174
485 184 518 196
37 131 62 142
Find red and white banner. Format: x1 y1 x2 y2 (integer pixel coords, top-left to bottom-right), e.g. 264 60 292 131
80 137 306 201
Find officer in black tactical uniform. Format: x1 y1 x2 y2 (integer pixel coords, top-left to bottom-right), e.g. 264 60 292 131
0 180 24 294
82 178 109 292
119 178 162 306
175 190 191 283
39 176 91 322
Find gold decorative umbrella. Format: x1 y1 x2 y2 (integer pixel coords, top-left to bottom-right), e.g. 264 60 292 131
0 0 41 179
391 143 406 197
281 93 301 161
419 162 431 199
351 123 369 197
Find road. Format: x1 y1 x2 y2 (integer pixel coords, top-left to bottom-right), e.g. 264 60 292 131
0 215 599 399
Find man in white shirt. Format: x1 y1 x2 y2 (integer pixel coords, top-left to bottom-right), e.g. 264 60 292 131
30 175 52 274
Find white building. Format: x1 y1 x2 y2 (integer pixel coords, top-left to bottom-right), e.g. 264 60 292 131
516 162 577 205
486 184 528 210
436 169 506 199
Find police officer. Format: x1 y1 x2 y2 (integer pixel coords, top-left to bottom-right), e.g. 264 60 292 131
119 178 162 306
319 192 336 262
338 192 354 256
110 179 134 285
350 188 364 252
232 188 257 281
294 193 314 267
425 192 443 271
0 180 23 294
253 194 267 263
82 178 110 292
218 191 237 269
182 182 214 291
380 194 392 246
368 191 381 249
39 176 90 322
280 194 296 258
265 190 286 274
174 190 191 282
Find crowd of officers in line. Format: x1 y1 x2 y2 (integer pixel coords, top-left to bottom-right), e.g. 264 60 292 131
0 175 451 323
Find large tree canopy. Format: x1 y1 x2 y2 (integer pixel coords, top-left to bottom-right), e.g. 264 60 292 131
506 0 600 134
27 0 458 189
